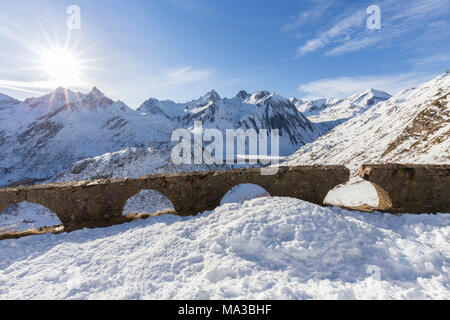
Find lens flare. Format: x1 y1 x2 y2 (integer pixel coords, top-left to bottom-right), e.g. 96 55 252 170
38 47 82 87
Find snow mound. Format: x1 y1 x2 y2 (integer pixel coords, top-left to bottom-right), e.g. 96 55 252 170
0 197 448 299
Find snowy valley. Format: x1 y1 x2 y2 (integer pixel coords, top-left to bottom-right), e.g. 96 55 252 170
0 72 449 300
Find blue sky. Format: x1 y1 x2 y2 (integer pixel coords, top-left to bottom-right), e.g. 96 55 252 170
0 0 449 108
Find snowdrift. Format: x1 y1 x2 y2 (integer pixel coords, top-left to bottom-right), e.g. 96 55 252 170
0 197 448 299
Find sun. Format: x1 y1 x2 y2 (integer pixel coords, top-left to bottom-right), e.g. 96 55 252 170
38 47 83 87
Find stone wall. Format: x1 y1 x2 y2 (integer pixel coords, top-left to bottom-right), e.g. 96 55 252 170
2 164 448 232
360 164 450 213
0 166 349 231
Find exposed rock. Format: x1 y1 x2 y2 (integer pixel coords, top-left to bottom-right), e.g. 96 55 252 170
360 164 450 213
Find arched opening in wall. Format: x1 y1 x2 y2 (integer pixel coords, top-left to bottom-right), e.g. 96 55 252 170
323 178 380 209
0 202 62 233
220 183 271 206
122 189 175 217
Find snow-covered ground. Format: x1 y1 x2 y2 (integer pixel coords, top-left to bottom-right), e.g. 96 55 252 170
324 178 379 208
0 197 448 300
220 183 270 206
0 202 62 232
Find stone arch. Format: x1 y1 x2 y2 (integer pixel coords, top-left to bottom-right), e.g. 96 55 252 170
366 182 393 210
0 201 62 232
358 164 400 211
122 189 175 216
220 183 271 206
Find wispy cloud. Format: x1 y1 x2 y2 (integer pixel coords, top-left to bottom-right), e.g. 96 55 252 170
325 33 382 56
0 76 93 95
298 72 435 98
0 84 46 95
281 1 334 33
410 53 450 67
166 66 215 85
291 0 450 58
0 79 65 94
296 9 366 57
390 0 449 21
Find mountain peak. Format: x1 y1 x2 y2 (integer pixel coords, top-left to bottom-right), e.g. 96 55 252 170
50 87 73 97
23 87 79 110
254 90 270 98
82 87 114 110
364 88 391 99
246 90 272 104
0 92 18 103
200 90 221 103
236 90 250 100
140 97 159 106
90 86 107 97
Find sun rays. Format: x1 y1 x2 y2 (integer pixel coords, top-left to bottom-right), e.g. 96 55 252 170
0 22 108 98
38 47 83 87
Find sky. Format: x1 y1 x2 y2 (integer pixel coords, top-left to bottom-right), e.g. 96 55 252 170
0 0 449 108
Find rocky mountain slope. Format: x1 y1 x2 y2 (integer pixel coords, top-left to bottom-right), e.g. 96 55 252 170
291 89 391 131
139 89 325 155
0 87 325 186
0 87 176 186
57 89 327 185
284 72 450 174
1 75 446 187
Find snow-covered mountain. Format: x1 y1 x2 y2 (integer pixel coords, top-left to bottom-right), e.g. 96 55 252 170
0 87 326 186
1 72 447 188
0 93 20 108
291 89 392 131
139 89 325 155
0 87 329 228
284 72 450 174
0 87 176 186
24 87 114 113
57 145 236 182
59 89 327 181
1 74 448 230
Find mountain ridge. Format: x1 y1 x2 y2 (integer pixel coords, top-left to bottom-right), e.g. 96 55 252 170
1 74 447 187
283 72 450 174
0 87 323 185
